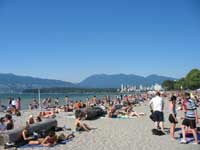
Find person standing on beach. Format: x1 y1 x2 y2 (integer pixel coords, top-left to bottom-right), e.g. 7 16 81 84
181 92 199 144
42 98 47 108
11 98 17 109
47 97 51 108
55 97 59 106
16 97 21 111
168 96 178 140
65 96 69 105
149 92 165 133
8 97 12 107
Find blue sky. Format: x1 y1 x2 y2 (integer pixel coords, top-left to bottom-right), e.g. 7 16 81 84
0 0 199 82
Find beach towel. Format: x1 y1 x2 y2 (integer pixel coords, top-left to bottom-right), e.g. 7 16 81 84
19 139 72 148
100 116 137 120
178 133 200 144
116 116 137 119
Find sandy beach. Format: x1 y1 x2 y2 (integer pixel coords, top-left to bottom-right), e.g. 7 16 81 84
0 103 199 150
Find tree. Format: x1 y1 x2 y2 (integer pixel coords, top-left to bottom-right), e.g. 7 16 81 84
162 80 175 90
185 69 200 90
162 69 200 90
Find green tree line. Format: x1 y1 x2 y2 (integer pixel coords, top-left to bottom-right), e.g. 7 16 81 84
162 69 200 90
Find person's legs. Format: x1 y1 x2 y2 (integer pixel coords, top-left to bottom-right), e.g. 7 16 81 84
159 112 164 132
66 133 75 140
191 129 198 144
190 120 198 144
170 123 176 140
181 125 187 142
154 111 159 129
130 112 140 118
154 121 158 129
83 123 91 130
159 121 164 133
28 140 40 145
138 112 145 116
80 124 90 132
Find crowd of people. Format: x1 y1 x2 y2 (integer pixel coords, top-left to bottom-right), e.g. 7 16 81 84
0 90 199 148
149 91 200 144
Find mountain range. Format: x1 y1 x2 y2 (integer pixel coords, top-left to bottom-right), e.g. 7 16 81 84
0 73 176 92
78 74 176 88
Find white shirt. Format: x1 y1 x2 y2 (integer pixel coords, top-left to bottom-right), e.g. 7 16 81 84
149 96 164 112
11 100 16 106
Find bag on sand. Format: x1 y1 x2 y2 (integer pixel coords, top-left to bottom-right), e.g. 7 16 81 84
152 129 165 136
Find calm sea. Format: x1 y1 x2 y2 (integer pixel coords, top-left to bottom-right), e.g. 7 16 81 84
0 93 119 110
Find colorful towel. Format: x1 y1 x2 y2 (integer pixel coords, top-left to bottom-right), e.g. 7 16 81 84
19 139 71 148
100 116 137 119
178 133 200 144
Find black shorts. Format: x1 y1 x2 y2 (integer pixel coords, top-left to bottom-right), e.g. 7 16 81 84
153 111 164 122
168 114 178 124
182 119 196 129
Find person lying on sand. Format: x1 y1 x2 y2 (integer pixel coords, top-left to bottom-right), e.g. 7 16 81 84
128 111 145 118
39 111 55 118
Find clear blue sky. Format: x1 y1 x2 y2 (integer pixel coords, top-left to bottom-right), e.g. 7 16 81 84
0 0 199 82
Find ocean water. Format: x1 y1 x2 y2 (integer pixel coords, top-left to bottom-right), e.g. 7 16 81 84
0 93 119 110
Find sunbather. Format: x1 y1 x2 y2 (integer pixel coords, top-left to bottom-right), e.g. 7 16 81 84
39 111 55 118
75 114 92 132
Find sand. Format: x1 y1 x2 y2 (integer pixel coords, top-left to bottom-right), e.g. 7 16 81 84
0 104 199 150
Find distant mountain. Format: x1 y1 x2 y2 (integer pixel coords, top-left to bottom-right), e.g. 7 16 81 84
0 73 75 93
78 74 176 88
0 73 176 93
